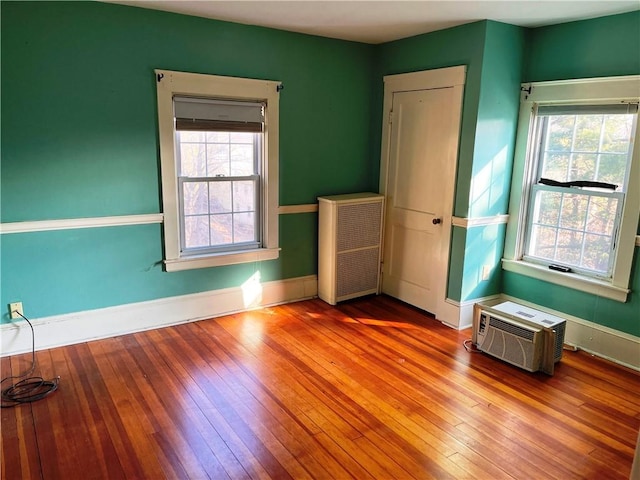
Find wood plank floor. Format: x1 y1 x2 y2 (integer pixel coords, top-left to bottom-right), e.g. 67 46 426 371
2 296 639 479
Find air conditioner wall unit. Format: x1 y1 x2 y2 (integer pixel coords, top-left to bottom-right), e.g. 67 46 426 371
472 301 566 375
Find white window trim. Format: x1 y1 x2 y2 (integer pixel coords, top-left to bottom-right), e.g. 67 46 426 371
503 75 640 302
156 69 280 271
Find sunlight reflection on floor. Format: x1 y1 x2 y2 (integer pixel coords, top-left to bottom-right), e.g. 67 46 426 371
306 311 419 329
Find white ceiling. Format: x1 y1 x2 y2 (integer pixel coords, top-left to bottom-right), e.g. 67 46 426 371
105 1 639 44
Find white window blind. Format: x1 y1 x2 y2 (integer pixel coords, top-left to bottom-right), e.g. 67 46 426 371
174 97 264 132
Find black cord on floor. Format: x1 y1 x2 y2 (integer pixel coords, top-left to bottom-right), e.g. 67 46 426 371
463 339 481 352
1 311 59 408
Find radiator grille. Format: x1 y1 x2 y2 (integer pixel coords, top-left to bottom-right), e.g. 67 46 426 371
488 316 536 341
336 248 380 298
337 202 382 251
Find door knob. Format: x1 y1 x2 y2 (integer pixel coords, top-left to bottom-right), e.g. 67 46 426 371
432 218 442 225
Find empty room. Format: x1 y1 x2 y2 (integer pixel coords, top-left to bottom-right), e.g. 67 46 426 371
1 1 639 479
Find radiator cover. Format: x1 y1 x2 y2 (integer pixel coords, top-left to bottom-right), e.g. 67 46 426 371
318 193 384 305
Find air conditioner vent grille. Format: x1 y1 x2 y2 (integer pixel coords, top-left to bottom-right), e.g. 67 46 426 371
489 316 535 341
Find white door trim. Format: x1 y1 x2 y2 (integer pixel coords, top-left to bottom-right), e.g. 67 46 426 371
379 66 466 326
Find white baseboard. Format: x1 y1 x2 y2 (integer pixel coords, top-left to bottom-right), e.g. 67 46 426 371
442 295 501 330
1 275 318 357
501 294 640 371
4 279 636 371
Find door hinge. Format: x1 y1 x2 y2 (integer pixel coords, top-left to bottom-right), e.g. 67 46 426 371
389 110 393 124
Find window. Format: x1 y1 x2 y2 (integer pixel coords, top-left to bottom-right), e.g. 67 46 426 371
156 70 280 271
503 76 640 302
524 105 636 278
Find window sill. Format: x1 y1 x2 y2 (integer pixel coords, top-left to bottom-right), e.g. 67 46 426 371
501 259 629 302
165 248 280 272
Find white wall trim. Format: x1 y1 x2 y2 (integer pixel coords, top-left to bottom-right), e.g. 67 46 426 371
1 275 318 357
383 66 466 90
500 294 640 371
502 259 629 302
451 214 509 228
442 295 501 330
278 204 318 214
165 248 280 272
0 204 326 235
0 213 164 235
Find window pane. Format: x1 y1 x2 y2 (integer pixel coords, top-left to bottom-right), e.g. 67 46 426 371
601 115 634 154
530 225 558 260
597 154 627 186
230 132 254 143
569 153 597 182
234 212 255 243
207 144 230 176
585 196 618 236
206 131 229 143
210 214 232 245
583 234 611 273
180 131 204 142
533 191 561 226
183 182 208 215
541 153 570 182
179 143 206 177
546 116 574 151
233 181 255 212
184 215 209 248
209 181 232 214
230 143 254 176
559 193 587 230
556 229 584 265
573 115 602 151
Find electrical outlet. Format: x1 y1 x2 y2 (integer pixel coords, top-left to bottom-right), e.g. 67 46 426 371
481 265 491 281
9 302 23 319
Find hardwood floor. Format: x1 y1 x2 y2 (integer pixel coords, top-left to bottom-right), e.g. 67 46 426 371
2 296 639 479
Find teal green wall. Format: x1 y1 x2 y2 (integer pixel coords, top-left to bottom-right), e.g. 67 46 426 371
470 22 525 218
458 22 525 302
525 11 640 82
503 11 640 336
447 224 506 301
0 214 317 319
503 267 640 336
2 2 639 336
1 1 372 321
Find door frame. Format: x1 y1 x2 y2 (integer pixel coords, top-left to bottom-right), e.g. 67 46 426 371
379 66 465 327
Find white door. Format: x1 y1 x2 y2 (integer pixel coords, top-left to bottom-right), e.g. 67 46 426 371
381 84 462 315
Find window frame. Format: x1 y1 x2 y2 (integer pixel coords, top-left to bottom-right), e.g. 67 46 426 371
503 75 640 302
156 69 280 272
